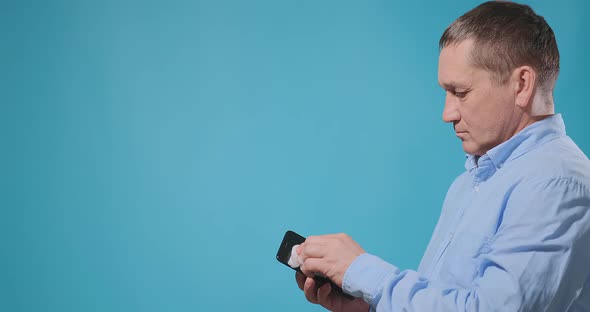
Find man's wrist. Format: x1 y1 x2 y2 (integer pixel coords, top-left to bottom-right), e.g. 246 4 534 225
342 253 399 305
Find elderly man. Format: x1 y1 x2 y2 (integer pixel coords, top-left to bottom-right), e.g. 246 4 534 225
294 1 590 311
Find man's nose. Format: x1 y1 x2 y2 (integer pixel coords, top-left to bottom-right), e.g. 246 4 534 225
442 93 460 123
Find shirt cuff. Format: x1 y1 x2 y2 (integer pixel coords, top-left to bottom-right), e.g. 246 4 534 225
342 253 399 305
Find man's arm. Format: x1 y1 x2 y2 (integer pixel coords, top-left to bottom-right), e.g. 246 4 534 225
302 178 590 311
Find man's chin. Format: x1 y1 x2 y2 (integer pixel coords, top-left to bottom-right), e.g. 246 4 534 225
462 141 480 156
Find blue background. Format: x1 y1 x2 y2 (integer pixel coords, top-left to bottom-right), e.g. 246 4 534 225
4 0 589 311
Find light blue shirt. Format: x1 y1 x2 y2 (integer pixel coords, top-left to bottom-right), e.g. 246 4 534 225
343 114 590 311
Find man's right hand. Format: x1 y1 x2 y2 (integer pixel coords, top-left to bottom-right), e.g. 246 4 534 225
295 272 370 312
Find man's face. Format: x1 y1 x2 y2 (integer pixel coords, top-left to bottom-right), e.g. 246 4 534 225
438 40 522 156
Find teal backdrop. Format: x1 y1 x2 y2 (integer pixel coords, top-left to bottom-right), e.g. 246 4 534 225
4 1 589 311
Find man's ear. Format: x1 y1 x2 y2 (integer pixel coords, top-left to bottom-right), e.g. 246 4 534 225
512 66 536 109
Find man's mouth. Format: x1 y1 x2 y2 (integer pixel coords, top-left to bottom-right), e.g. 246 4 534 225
455 131 468 139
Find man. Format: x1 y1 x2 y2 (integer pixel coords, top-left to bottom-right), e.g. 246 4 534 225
294 1 590 311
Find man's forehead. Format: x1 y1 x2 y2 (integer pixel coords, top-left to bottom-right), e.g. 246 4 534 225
438 40 475 89
438 64 473 90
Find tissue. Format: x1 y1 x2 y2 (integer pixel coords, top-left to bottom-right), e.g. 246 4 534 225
288 244 304 268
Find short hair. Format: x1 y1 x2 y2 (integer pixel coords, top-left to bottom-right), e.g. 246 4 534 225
439 1 560 93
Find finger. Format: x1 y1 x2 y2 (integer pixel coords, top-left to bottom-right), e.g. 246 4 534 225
295 271 306 290
302 234 352 258
300 242 328 259
316 233 349 239
306 233 348 243
300 257 327 277
317 282 332 305
303 277 319 304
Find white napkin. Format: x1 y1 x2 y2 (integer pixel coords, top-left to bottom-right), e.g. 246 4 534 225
287 244 304 268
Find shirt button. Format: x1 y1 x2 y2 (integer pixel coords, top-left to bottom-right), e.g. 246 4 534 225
474 186 480 192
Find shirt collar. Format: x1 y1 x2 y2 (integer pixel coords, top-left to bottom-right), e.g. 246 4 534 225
464 114 566 181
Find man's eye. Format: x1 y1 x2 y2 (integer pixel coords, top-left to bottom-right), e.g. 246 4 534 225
453 91 468 98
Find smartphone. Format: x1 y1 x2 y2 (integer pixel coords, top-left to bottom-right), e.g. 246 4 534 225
276 230 354 300
276 230 306 268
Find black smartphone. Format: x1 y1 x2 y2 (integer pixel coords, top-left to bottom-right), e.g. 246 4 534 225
276 230 354 300
276 230 306 268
